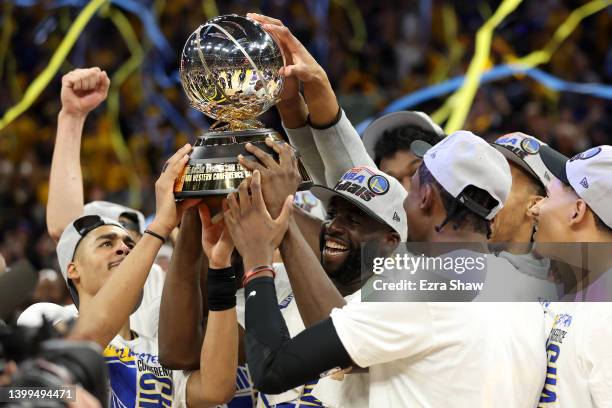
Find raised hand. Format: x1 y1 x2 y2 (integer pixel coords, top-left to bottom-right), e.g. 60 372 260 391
60 67 110 117
238 137 301 218
223 170 293 271
199 203 235 269
150 144 200 237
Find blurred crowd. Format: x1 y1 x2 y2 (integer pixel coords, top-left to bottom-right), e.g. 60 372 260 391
0 0 610 308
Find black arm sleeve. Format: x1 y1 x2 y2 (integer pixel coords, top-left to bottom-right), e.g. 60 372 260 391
244 277 353 394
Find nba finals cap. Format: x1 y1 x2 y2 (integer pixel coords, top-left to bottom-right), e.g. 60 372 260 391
492 132 556 189
411 130 511 220
362 111 445 158
311 167 408 241
84 201 146 235
541 145 612 228
56 214 124 306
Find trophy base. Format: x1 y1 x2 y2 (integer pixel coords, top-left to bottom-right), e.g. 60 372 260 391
174 128 313 198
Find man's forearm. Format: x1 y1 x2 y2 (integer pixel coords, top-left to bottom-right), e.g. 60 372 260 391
159 208 205 369
302 72 338 128
47 110 87 241
71 233 162 347
279 219 346 327
292 205 323 258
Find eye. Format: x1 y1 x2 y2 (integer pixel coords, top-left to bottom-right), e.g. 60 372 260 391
348 216 361 225
126 242 135 250
325 210 336 220
101 241 112 248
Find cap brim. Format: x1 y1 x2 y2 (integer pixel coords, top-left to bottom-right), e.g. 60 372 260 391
491 144 541 184
361 111 445 157
539 145 569 185
410 140 433 158
310 185 390 227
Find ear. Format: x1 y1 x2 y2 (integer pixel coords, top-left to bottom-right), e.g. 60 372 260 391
386 231 401 248
419 183 435 214
568 199 588 227
525 195 544 220
67 262 81 284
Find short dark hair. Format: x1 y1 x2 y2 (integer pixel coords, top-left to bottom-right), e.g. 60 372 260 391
593 212 612 234
418 163 495 239
373 125 440 167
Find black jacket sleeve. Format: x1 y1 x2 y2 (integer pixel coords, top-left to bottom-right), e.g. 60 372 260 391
244 277 353 394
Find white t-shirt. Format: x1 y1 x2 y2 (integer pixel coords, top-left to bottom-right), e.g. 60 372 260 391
330 299 547 407
130 263 165 339
539 303 612 407
105 333 189 408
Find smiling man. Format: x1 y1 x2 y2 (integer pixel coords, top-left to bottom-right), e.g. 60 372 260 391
532 144 612 408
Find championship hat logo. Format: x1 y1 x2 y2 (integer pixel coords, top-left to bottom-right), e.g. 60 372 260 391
520 138 541 154
368 175 390 195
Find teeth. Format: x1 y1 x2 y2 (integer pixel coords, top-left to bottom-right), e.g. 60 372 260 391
326 240 348 251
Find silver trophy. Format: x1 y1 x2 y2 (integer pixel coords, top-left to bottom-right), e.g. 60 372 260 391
174 14 312 197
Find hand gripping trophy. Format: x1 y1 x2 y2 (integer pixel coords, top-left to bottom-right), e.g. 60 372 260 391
174 14 312 198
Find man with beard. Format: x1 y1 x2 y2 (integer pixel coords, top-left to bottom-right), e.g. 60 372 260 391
158 139 406 408
224 131 547 407
532 145 612 407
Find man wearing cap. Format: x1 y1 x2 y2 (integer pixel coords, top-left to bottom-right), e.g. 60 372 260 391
158 139 405 407
43 67 164 339
533 145 612 407
221 131 547 407
54 144 240 407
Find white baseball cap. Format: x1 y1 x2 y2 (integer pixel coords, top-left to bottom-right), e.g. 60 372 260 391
84 201 146 235
492 132 556 189
412 130 512 220
361 111 445 159
310 166 408 241
541 145 612 228
56 214 124 306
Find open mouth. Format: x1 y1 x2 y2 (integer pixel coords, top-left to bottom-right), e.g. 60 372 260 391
323 238 350 256
108 260 123 270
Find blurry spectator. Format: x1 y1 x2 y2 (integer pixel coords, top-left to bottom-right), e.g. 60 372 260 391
31 269 72 306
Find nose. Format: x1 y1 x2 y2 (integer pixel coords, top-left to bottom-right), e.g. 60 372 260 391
326 217 346 235
115 241 132 256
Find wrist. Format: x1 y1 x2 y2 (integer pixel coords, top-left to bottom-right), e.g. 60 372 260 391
147 220 172 240
209 259 232 269
59 108 88 122
243 254 274 272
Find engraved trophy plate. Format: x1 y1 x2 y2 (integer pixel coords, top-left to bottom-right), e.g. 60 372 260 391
175 14 313 198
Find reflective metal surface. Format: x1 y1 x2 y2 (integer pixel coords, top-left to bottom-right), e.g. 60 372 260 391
180 14 284 130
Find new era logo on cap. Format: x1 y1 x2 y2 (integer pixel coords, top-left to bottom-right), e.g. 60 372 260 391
541 145 612 228
310 166 408 241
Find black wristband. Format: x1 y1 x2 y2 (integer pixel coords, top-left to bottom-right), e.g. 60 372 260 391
144 229 166 243
207 266 238 311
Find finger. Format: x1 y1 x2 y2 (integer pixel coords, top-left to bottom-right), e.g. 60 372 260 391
246 13 284 26
238 177 252 214
238 154 265 172
178 198 201 213
198 203 212 228
226 192 240 220
97 71 110 92
250 170 266 212
165 153 190 183
72 74 83 91
245 142 278 169
166 143 192 167
275 194 294 228
264 24 303 52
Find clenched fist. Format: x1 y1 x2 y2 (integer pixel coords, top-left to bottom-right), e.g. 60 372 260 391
60 67 110 117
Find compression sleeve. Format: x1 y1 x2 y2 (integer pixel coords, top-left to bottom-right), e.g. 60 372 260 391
244 277 353 394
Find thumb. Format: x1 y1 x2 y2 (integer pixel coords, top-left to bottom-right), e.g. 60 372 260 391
275 194 294 228
198 203 212 227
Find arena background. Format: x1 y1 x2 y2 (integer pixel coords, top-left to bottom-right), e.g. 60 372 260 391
0 0 610 294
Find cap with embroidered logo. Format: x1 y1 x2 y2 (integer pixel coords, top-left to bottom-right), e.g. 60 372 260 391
411 130 512 220
540 145 612 228
84 201 146 235
491 132 558 189
310 166 408 241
